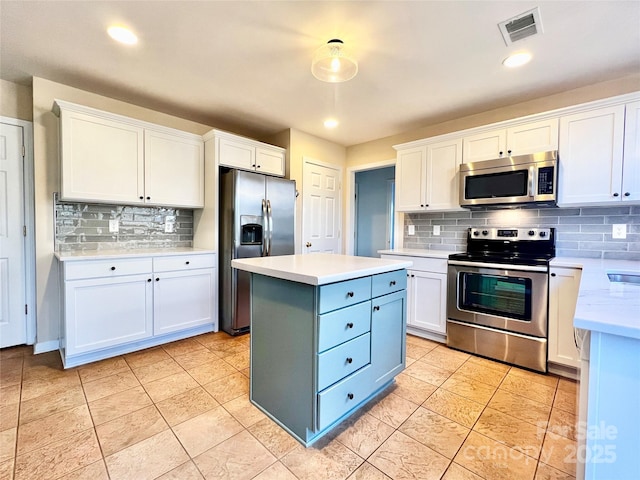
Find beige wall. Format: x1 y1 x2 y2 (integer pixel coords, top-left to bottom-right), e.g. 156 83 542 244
0 79 33 121
32 77 212 347
346 73 640 166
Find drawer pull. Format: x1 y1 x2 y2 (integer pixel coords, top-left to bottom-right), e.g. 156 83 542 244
185 261 190 265
110 266 116 271
373 306 380 311
347 393 354 400
147 278 152 282
155 277 160 281
346 322 354 329
389 280 396 286
346 357 353 364
347 291 354 298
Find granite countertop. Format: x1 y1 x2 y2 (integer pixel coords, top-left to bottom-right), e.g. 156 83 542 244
552 257 640 340
232 254 412 286
55 247 216 261
378 248 458 259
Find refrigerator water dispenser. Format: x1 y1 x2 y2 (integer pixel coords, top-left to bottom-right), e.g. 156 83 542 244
240 216 263 245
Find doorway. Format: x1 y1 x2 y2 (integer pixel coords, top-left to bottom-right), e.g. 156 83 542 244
0 117 36 348
353 166 396 258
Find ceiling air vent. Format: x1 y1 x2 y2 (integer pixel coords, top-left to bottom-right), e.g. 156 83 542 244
498 7 543 46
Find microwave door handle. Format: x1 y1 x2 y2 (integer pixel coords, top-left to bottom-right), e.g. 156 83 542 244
528 166 536 198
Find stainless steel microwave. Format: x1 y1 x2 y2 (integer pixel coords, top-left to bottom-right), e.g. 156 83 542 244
459 151 558 208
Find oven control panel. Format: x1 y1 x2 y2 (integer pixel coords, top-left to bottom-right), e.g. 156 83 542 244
470 227 552 241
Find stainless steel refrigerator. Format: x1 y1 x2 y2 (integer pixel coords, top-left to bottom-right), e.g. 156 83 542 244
219 169 296 335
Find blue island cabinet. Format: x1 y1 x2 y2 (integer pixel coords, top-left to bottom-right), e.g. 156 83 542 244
249 269 407 446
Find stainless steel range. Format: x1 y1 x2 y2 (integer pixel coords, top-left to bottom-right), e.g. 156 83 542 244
446 227 555 372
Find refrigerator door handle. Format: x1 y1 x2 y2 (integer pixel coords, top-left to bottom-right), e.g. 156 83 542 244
261 199 268 256
266 200 273 256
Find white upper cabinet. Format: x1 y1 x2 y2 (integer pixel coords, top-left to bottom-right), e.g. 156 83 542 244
54 100 204 208
558 105 627 205
463 118 559 162
395 138 462 212
58 108 145 204
622 101 640 202
144 129 204 207
215 131 285 177
395 146 427 211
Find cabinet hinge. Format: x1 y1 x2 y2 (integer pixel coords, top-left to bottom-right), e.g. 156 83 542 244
23 226 27 237
22 145 26 158
25 304 28 315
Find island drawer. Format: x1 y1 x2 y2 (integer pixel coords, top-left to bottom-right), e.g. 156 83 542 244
64 258 152 280
318 277 371 314
372 269 407 298
317 365 373 431
153 254 216 272
317 333 371 391
317 301 371 353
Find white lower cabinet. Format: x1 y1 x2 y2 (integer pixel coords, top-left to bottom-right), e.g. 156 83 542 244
64 274 153 356
59 252 216 368
407 270 447 335
381 254 448 339
548 266 582 368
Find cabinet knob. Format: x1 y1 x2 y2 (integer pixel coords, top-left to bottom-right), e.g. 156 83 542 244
507 150 512 155
411 274 415 278
624 192 631 197
347 393 354 400
499 151 504 156
185 261 190 265
346 357 353 364
139 196 144 200
306 242 312 248
110 266 116 271
347 291 354 298
420 204 424 207
256 165 261 169
613 192 620 197
389 280 396 286
373 305 380 311
346 322 354 329
147 278 152 282
550 273 556 277
146 196 151 200
155 277 160 281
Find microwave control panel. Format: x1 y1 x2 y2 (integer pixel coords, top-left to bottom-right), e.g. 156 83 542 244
537 166 555 195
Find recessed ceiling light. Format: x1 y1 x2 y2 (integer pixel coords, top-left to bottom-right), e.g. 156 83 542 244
108 26 138 45
324 119 339 129
503 52 532 68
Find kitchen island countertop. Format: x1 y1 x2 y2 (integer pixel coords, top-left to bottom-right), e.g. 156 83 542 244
551 257 640 340
232 253 412 285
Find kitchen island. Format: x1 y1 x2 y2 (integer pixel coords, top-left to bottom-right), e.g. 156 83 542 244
231 254 412 446
562 258 640 480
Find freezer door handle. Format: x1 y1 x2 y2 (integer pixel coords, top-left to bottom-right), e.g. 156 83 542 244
261 199 268 256
266 200 273 256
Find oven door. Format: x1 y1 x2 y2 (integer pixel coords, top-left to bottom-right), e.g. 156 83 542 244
447 260 548 337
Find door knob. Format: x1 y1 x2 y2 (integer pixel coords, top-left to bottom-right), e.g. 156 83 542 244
306 242 312 247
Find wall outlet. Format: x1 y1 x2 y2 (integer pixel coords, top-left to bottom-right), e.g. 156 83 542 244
612 224 627 239
408 225 415 236
164 215 176 233
108 219 119 233
433 225 441 236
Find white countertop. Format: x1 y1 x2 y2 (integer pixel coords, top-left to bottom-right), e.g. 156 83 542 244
231 254 412 286
378 248 458 259
554 257 640 340
55 247 216 261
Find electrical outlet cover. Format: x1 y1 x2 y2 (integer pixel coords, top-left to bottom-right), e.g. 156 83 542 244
612 224 627 239
408 225 415 236
433 225 441 236
108 219 119 233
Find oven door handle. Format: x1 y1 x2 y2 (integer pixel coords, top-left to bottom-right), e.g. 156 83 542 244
447 259 548 273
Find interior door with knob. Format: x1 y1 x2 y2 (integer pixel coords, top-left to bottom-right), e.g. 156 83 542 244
302 160 341 254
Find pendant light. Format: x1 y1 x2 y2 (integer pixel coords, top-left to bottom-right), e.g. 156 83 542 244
311 39 358 83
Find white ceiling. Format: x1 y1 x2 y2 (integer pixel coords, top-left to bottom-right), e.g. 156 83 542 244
1 1 639 146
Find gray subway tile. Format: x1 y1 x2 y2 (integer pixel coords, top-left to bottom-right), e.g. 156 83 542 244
603 251 640 261
581 206 630 216
539 208 580 216
556 249 602 259
605 215 640 224
579 241 627 251
560 216 604 224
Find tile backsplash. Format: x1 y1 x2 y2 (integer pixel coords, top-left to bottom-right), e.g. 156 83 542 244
55 201 193 252
403 205 640 260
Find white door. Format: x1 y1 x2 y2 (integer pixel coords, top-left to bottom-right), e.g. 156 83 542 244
408 270 447 334
0 122 27 348
302 160 341 254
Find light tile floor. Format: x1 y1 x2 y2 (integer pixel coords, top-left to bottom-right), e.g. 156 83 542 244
0 333 578 480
